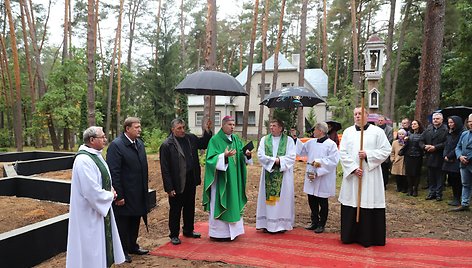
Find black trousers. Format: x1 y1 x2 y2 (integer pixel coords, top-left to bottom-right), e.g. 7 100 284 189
114 214 141 254
427 167 445 198
446 171 462 201
308 195 328 227
381 161 391 187
168 174 197 238
340 205 386 247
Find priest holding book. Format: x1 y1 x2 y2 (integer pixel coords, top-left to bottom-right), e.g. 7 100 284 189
203 116 253 241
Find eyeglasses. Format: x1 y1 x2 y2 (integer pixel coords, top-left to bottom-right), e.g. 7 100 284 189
93 135 107 139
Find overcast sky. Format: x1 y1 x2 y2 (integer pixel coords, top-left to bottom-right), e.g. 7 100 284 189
33 0 400 63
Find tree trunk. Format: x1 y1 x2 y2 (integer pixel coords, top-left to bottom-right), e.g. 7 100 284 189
392 0 412 121
180 0 186 70
350 0 360 94
20 1 39 147
106 0 124 139
415 0 446 127
86 0 96 126
5 0 24 151
0 35 13 136
297 0 308 135
126 0 143 105
257 0 270 144
21 0 59 150
116 0 124 134
270 0 286 121
155 0 162 65
204 0 217 133
334 52 339 96
382 0 396 119
242 0 259 140
322 0 328 73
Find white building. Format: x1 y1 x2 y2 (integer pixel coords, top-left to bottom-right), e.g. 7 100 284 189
187 53 328 137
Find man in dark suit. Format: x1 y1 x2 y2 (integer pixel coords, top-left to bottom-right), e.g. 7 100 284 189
420 112 448 201
377 116 394 189
106 117 149 263
159 118 212 245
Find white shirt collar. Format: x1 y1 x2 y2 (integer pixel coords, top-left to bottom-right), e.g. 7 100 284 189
124 133 135 143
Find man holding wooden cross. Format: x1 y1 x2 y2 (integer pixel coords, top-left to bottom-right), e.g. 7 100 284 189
338 107 391 247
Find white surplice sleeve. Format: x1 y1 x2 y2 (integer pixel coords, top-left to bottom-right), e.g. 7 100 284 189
75 155 114 217
314 140 340 177
339 126 359 179
278 138 296 172
364 128 392 172
258 136 276 172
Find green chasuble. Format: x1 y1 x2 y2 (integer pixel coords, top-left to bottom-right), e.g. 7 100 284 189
203 129 248 223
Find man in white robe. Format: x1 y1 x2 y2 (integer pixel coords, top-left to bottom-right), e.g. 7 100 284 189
297 122 339 233
66 126 125 268
338 107 392 247
256 119 296 233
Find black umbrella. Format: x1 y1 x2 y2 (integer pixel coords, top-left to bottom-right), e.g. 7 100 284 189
437 106 472 122
260 86 325 108
175 70 248 96
326 120 342 132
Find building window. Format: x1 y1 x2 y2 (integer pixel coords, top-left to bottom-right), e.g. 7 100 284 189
196 111 221 126
195 112 204 126
235 111 256 126
281 82 294 88
258 83 271 97
214 112 221 126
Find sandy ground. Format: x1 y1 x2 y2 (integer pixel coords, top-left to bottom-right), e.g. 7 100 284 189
2 154 470 267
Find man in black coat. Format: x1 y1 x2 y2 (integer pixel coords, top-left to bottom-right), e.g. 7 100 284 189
159 118 212 245
106 117 149 263
420 112 448 201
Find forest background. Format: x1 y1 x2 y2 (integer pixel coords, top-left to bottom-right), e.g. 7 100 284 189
0 0 471 152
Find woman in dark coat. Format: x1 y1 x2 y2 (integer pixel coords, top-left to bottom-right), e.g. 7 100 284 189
402 120 424 196
442 116 464 206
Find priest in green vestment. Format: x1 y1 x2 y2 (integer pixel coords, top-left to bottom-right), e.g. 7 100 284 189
203 116 252 240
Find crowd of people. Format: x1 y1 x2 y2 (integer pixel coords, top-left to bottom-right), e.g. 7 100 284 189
64 110 472 267
386 114 472 213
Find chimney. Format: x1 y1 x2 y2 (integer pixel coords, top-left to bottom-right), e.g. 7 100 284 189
292 54 300 72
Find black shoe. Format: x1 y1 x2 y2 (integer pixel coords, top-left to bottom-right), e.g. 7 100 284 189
314 226 325 233
183 232 201 238
129 248 149 255
305 224 317 230
425 195 436 200
170 237 181 245
450 205 470 212
436 197 443 201
124 254 132 263
422 185 429 189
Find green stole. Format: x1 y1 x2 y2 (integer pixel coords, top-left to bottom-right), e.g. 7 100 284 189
203 129 247 222
264 134 287 205
77 150 114 268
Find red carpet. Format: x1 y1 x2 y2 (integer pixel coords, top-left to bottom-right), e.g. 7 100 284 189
150 222 472 267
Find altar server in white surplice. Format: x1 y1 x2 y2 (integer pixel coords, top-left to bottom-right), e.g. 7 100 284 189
296 122 340 234
66 126 125 268
338 107 391 247
256 119 296 233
